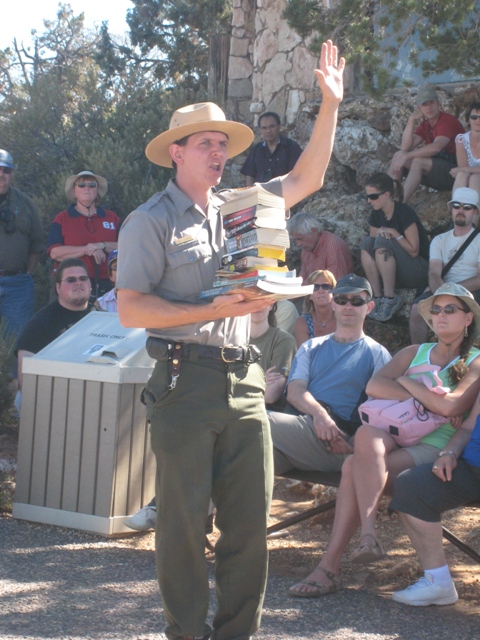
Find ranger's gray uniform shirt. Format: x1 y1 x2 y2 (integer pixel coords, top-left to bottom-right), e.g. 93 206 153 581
117 178 282 346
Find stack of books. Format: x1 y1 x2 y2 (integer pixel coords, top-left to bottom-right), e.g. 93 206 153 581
200 186 314 301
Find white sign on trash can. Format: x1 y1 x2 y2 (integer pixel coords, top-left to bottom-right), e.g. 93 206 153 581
13 312 157 536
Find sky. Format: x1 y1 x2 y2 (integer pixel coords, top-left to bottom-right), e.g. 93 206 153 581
0 0 133 50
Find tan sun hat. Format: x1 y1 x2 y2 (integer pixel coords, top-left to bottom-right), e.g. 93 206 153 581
145 102 254 168
65 170 108 201
418 283 480 340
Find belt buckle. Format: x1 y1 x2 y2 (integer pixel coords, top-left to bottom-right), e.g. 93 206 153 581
220 345 238 363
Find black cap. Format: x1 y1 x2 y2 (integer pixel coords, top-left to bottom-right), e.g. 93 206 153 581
333 274 373 297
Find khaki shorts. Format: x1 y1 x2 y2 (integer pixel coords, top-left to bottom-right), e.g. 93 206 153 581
402 442 440 466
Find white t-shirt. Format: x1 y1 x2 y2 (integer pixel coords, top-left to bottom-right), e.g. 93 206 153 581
430 228 480 283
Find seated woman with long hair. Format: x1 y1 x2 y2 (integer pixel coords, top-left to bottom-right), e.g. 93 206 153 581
294 269 336 348
289 283 480 598
361 172 430 322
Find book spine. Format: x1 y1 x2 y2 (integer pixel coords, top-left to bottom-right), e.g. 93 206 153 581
225 229 264 253
213 275 264 287
221 248 259 265
224 218 257 238
199 280 259 299
222 205 257 226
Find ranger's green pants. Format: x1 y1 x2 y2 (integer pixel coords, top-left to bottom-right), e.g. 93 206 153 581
145 352 273 640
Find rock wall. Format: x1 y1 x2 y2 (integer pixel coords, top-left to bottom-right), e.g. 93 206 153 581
227 0 319 127
224 1 480 352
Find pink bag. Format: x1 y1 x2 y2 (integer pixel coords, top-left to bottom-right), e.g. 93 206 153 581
358 363 449 447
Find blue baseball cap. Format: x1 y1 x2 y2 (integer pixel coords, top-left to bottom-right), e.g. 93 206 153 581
0 150 14 169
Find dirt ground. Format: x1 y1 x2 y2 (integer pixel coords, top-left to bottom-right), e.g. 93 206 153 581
1 419 479 613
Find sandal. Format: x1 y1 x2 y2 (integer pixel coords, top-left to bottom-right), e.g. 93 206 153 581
289 566 342 598
350 533 386 564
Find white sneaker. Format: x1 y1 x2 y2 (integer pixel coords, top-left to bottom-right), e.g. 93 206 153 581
124 505 157 531
392 574 458 606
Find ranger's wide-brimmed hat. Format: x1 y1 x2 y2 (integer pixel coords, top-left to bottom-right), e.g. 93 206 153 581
418 283 480 340
65 171 108 201
145 102 254 168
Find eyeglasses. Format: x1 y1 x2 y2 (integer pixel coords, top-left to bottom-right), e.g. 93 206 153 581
76 182 97 189
62 276 90 284
0 167 13 174
451 202 476 211
430 304 469 315
333 295 370 307
313 283 333 291
469 115 480 120
365 191 385 201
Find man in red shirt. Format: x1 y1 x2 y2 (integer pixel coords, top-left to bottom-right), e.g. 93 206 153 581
289 212 353 282
389 86 464 203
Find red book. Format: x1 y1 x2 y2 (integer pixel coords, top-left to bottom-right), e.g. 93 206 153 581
223 206 257 228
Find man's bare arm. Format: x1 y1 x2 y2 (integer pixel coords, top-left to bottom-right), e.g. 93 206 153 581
280 41 344 210
286 379 346 442
428 259 444 294
117 288 272 329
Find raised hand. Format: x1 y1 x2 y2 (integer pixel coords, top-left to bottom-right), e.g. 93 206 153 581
315 40 345 104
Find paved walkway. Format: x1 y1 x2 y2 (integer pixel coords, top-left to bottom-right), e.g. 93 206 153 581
1 516 478 640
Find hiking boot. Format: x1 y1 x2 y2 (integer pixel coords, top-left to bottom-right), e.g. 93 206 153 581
369 297 383 321
375 295 403 322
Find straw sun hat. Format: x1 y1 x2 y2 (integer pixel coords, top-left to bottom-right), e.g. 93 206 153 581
418 283 480 340
145 102 254 168
65 170 108 201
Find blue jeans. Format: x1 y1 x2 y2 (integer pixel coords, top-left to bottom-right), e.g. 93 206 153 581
0 273 35 337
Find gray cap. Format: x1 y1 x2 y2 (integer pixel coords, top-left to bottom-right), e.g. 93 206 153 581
416 85 438 105
0 150 14 169
333 274 373 297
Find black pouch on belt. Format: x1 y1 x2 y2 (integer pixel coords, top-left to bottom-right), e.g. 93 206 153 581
146 336 174 360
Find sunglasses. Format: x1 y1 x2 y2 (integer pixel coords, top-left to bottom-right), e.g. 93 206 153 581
333 295 370 307
469 115 480 120
365 191 385 201
0 166 13 174
451 202 475 211
430 304 469 315
313 283 333 291
76 182 97 189
62 276 90 284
